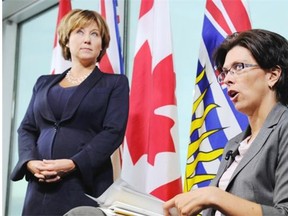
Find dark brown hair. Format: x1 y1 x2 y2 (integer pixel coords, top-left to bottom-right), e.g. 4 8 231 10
213 29 288 105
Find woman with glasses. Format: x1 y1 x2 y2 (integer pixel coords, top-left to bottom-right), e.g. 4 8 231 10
164 29 288 216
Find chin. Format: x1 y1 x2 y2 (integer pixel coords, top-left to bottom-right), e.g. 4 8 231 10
233 102 245 114
235 104 252 117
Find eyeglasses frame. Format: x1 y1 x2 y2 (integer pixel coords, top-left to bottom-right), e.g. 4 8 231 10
216 62 258 83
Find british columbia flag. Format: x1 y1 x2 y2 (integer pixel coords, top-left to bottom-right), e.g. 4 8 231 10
185 0 251 192
99 0 124 74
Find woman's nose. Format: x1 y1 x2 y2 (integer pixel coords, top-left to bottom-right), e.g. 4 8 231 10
84 34 91 43
223 72 234 86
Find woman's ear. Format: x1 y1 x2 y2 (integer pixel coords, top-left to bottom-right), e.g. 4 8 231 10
267 66 281 88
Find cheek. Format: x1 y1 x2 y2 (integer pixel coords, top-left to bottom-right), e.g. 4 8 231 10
68 35 78 44
93 38 102 49
67 44 78 54
253 75 268 91
243 78 268 101
67 38 80 50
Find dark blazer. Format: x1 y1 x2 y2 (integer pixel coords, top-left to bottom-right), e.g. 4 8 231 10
203 103 288 216
10 66 129 216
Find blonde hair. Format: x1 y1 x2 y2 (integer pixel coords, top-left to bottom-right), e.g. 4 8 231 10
57 9 110 62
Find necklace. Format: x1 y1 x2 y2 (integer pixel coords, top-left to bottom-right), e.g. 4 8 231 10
65 70 91 85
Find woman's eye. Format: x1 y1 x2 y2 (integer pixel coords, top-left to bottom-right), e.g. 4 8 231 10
76 29 84 34
234 63 244 71
91 32 99 37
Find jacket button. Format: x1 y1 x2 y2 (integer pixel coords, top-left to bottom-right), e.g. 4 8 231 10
54 122 60 130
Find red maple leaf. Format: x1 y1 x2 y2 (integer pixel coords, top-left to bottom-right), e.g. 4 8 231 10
126 41 177 166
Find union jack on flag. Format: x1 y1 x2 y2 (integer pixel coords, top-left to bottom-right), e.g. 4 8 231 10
185 0 251 192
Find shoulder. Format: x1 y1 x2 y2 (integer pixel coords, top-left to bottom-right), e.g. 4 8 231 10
34 74 62 90
265 103 288 131
277 103 288 120
101 72 129 85
101 72 128 79
273 104 288 136
36 74 60 82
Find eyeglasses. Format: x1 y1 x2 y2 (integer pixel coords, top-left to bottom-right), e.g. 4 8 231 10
216 62 258 83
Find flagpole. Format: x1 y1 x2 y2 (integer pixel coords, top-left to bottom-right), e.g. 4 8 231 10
122 0 129 75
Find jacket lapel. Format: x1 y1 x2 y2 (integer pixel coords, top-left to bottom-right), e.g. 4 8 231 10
38 72 67 122
61 66 103 121
227 103 284 188
212 134 243 186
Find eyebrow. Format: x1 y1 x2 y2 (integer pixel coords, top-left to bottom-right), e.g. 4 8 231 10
222 61 242 69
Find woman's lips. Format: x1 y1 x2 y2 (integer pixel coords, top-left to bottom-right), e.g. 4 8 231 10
80 47 92 51
228 90 239 102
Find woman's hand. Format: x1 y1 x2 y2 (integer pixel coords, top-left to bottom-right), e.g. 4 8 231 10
27 159 76 183
163 186 262 216
163 186 216 216
41 159 76 180
27 160 58 182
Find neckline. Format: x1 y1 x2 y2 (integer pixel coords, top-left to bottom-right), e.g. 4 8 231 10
65 70 93 85
57 83 78 89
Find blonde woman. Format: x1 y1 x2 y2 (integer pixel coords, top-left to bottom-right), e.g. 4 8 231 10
11 9 129 216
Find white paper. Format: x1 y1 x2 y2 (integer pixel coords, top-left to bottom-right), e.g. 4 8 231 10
86 178 177 216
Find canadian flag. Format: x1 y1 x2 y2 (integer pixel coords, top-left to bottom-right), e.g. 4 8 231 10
121 0 182 201
50 0 72 74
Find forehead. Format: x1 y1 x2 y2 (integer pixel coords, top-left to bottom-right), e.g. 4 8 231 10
73 20 99 30
224 46 254 66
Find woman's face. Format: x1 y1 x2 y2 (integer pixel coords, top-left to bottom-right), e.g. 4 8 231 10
223 46 272 115
67 22 102 66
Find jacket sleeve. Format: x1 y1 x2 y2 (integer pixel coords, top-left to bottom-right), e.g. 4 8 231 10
261 117 288 215
71 74 129 187
10 77 45 181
